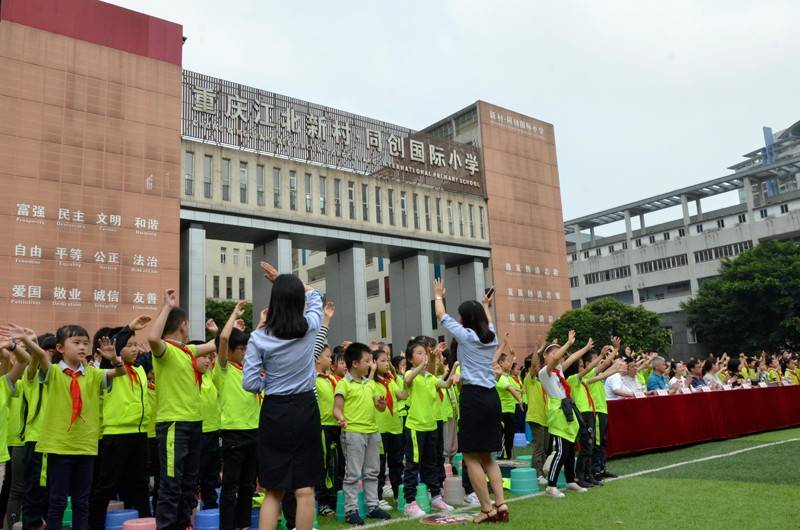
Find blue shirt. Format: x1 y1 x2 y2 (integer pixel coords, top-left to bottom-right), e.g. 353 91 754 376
440 314 498 389
646 372 668 391
243 290 323 396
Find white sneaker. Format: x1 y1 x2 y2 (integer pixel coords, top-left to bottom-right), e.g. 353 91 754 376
404 501 427 518
378 499 392 511
431 495 453 512
566 481 588 493
537 475 548 486
382 484 394 499
545 486 565 498
463 492 480 507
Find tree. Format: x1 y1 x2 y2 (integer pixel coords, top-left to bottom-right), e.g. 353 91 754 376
682 240 800 354
547 297 671 354
205 299 253 340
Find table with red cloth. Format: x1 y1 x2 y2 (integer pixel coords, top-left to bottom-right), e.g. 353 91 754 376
606 384 800 458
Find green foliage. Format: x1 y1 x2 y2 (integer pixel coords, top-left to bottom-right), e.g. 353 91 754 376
547 297 671 353
682 240 800 353
204 298 253 340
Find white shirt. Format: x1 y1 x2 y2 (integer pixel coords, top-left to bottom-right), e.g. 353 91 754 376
538 365 567 399
605 373 643 400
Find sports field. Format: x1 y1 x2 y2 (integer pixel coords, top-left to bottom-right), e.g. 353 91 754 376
315 427 800 529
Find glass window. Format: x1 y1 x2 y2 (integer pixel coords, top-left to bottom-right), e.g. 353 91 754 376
319 176 327 214
245 250 252 267
458 202 464 236
388 189 395 225
238 278 245 300
413 193 420 229
424 196 431 231
468 204 475 237
233 248 239 265
361 183 369 221
289 170 297 210
366 279 379 297
304 173 313 213
212 276 219 298
239 161 248 204
447 200 454 235
436 198 443 233
380 310 387 338
226 276 232 300
348 181 356 220
221 158 231 201
400 191 407 228
203 155 213 198
256 164 265 206
478 206 485 238
368 313 377 330
273 167 281 208
220 247 227 264
184 151 193 196
334 178 342 217
375 187 382 223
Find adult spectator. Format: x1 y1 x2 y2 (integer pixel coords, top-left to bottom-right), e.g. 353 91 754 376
687 359 707 388
645 355 674 392
605 358 643 399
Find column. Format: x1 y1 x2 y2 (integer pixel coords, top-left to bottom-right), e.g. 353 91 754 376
621 212 640 305
180 223 206 341
444 259 486 318
695 198 703 220
681 195 691 226
325 245 368 347
742 176 756 222
624 210 633 241
639 213 646 232
389 253 433 353
251 234 293 324
589 226 595 246
572 224 582 253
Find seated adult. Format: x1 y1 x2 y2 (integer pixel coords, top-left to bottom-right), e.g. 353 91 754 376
645 355 674 392
701 358 724 389
604 358 643 399
687 359 707 388
668 361 688 388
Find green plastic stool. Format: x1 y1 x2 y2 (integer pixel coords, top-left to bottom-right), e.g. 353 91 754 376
335 490 346 521
397 485 406 512
415 483 431 513
62 497 73 528
357 489 367 517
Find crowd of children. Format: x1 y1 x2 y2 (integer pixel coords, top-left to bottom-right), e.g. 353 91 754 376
1 265 799 530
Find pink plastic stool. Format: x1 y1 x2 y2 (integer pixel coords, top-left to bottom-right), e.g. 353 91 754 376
123 517 156 530
444 463 453 477
108 500 125 512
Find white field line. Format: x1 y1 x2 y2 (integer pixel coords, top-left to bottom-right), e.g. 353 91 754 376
355 437 800 529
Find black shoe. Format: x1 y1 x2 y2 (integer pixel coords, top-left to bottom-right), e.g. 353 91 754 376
587 477 604 486
577 479 594 489
367 507 391 520
600 470 618 479
346 510 365 525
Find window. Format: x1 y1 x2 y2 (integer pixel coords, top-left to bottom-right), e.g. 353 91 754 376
583 265 631 285
635 238 642 247
184 151 194 195
220 247 227 265
413 193 420 229
583 251 589 259
447 200 454 235
222 158 231 201
571 253 577 262
696 224 703 233
760 208 768 219
687 328 697 344
319 176 327 215
378 257 384 272
424 196 431 231
622 241 628 250
479 206 485 238
239 161 248 204
663 232 670 241
608 244 614 253
694 240 753 263
384 276 390 303
361 183 369 221
366 279 380 297
368 313 377 331
678 228 686 237
569 276 579 288
388 189 395 225
595 248 601 256
226 277 232 300
780 204 789 214
380 310 387 338
256 164 265 206
289 171 297 210
648 235 656 244
634 254 689 274
273 168 281 208
375 187 382 223
334 179 342 217
203 155 213 198
458 202 464 236
717 219 725 229
212 275 219 298
436 198 443 233
245 250 252 267
233 248 240 265
400 191 407 227
737 213 746 223
468 204 475 237
348 181 356 220
238 278 245 300
305 173 313 213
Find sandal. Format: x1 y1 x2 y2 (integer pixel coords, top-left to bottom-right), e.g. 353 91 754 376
495 503 510 523
473 508 498 524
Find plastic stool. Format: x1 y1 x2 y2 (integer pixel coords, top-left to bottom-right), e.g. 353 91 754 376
444 463 453 477
194 508 220 530
106 509 139 530
335 490 345 521
517 455 532 463
513 432 528 447
415 483 431 513
108 500 125 512
251 508 260 528
442 476 464 506
357 489 367 517
557 469 567 489
397 485 406 512
510 467 538 495
122 518 156 530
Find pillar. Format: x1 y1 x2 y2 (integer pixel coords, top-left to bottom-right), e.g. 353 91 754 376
251 234 293 323
681 195 691 226
589 226 595 245
389 253 433 352
180 223 206 341
624 210 632 241
695 198 703 220
572 224 582 253
444 259 486 318
742 176 756 222
639 213 646 232
325 245 368 346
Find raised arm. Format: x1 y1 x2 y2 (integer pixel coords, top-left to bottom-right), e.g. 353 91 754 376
1 324 49 377
218 300 246 368
404 358 427 385
545 330 576 371
1 340 31 383
433 278 446 321
97 336 126 380
585 359 620 384
493 332 510 364
148 289 177 357
482 288 494 325
562 338 594 372
241 335 265 393
578 343 604 377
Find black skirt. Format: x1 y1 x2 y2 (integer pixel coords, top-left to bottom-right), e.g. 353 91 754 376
458 384 502 453
257 390 322 491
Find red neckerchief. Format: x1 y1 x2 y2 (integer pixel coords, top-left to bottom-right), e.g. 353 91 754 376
229 360 243 371
376 375 394 414
164 339 202 390
581 381 595 413
512 375 521 387
554 369 571 399
317 372 338 390
63 367 83 430
123 361 140 386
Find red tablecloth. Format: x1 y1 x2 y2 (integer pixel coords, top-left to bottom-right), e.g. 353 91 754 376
606 385 800 458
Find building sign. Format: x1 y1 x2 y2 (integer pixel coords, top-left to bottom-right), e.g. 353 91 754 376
182 70 484 196
487 109 547 139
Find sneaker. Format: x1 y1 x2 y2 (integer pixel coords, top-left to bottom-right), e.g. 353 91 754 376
537 475 548 486
545 486 565 498
577 479 594 489
378 499 392 512
463 492 481 507
318 504 335 517
566 482 588 493
404 501 427 518
345 510 364 525
431 495 454 512
382 484 394 499
587 476 604 487
599 470 618 479
367 507 391 520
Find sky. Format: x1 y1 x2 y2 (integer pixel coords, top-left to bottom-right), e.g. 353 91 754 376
111 0 799 229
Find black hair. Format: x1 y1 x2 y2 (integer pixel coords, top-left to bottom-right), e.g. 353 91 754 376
345 342 371 369
456 300 495 344
265 274 309 340
163 307 187 337
92 327 113 358
98 326 125 369
187 340 206 346
446 339 458 369
390 355 405 372
405 340 427 365
55 325 90 345
37 333 56 351
702 358 715 375
214 328 250 352
687 359 701 373
728 358 741 375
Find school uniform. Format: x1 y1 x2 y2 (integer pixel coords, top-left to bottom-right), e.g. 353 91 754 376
496 373 517 460
375 374 404 501
589 376 609 478
402 371 441 504
20 372 49 530
567 369 597 483
523 372 549 478
0 375 20 502
0 376 25 526
315 372 343 512
198 370 221 511
539 366 580 488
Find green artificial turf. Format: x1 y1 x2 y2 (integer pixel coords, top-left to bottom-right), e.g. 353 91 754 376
310 427 800 529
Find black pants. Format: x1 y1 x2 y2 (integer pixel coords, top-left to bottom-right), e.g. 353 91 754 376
548 435 575 488
591 412 609 476
88 433 151 529
22 442 48 530
220 430 257 530
377 432 403 500
198 431 221 510
156 421 201 530
402 428 440 502
148 437 160 517
500 412 516 459
316 425 343 510
436 421 446 488
575 412 595 481
46 454 94 530
0 459 10 525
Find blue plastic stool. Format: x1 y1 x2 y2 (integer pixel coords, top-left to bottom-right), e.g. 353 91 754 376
513 432 528 447
251 508 260 528
194 508 220 530
105 509 138 530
